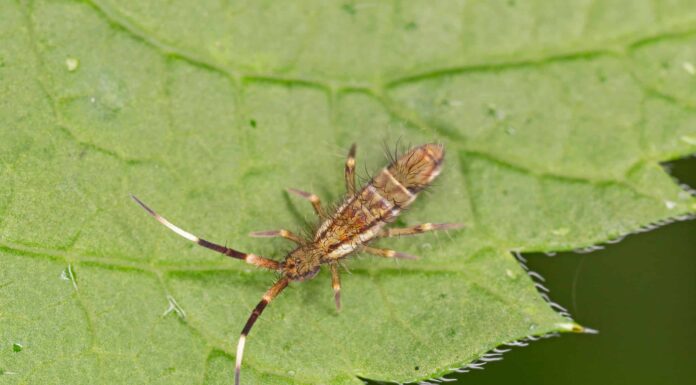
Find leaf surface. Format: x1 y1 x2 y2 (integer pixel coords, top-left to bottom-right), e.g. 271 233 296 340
1 1 695 384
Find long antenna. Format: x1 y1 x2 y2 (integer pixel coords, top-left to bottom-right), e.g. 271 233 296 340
235 277 289 385
131 195 280 271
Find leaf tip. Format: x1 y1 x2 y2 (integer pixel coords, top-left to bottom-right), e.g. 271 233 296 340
556 322 599 334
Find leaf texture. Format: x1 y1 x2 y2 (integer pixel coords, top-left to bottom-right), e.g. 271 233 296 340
1 1 695 384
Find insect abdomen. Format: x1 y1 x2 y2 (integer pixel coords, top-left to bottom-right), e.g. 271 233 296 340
317 144 444 260
371 143 444 209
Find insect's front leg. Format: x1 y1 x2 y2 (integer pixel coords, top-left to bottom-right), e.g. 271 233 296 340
249 229 303 244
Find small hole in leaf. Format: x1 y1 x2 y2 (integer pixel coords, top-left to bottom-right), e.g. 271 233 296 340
249 119 257 128
414 366 420 371
12 343 22 352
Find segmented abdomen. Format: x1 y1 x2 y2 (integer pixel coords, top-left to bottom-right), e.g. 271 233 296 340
317 144 444 259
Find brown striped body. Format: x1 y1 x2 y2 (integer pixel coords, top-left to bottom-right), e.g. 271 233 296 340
132 142 457 385
283 144 444 280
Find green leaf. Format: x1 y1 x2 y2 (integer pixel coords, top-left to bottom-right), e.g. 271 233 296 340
1 1 695 384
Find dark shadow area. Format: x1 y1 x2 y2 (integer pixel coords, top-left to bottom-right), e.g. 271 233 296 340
456 156 696 385
365 156 696 385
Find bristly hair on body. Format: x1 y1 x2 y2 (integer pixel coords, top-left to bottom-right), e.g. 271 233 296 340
131 143 463 385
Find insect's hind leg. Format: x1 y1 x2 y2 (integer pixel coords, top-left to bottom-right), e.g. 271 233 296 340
287 188 327 219
378 223 463 237
345 143 357 196
131 195 281 271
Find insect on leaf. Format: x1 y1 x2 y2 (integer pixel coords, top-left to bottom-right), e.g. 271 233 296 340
1 1 695 385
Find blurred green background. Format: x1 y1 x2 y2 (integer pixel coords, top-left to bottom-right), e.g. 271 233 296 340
452 157 695 385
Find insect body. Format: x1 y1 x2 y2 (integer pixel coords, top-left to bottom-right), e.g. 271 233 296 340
132 143 461 385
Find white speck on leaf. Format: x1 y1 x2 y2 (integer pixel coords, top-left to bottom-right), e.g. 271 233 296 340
163 295 187 319
60 264 78 291
65 57 79 72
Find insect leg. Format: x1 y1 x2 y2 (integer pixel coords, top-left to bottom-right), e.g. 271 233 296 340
131 195 280 271
330 263 341 311
361 246 418 260
248 229 303 244
345 143 357 196
379 223 463 237
287 188 326 218
235 277 289 385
